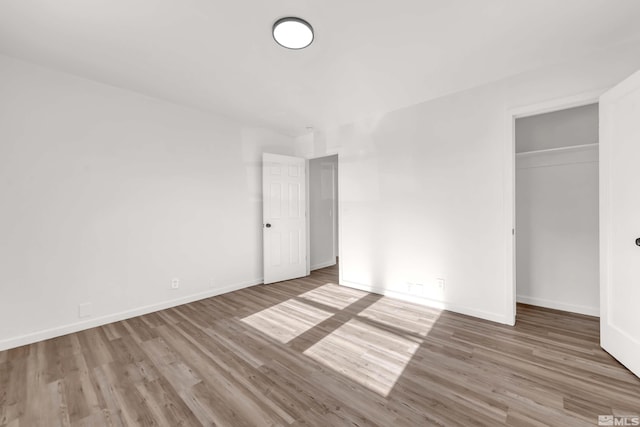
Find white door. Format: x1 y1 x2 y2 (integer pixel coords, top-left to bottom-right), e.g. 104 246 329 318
600 69 640 377
262 153 307 284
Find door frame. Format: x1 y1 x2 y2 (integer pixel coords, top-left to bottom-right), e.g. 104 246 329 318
305 152 341 281
504 89 605 325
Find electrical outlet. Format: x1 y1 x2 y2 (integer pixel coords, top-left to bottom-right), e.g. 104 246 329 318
78 302 92 318
435 278 445 290
171 278 180 289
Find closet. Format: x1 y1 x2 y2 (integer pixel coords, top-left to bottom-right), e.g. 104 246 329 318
515 104 599 316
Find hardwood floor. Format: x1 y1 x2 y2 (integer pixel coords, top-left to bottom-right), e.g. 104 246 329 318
1 264 639 426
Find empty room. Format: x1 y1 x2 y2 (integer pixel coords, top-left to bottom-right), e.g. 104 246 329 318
1 1 640 426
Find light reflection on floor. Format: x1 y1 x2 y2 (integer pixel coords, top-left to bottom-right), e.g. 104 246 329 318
303 318 422 396
357 298 442 338
240 297 334 343
241 282 442 396
297 282 364 310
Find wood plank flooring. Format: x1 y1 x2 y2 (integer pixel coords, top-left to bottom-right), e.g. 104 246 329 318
1 264 639 426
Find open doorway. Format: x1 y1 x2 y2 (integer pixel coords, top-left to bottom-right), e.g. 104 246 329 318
308 154 339 272
514 104 599 317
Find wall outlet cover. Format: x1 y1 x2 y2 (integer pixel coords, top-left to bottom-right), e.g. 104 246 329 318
78 302 92 318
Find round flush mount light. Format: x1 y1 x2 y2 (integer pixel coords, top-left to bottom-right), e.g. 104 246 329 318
273 17 314 50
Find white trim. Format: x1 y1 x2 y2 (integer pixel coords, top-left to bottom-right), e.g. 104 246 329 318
503 109 516 326
311 259 337 271
306 150 339 160
516 295 599 317
342 280 511 325
517 160 598 170
305 157 311 276
305 152 341 282
600 85 613 351
301 142 344 290
516 143 598 170
332 162 338 258
516 143 598 157
331 162 340 258
0 278 263 352
337 152 344 288
509 89 604 118
505 89 606 326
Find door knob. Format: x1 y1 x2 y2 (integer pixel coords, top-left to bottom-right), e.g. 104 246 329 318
636 238 640 247
265 223 272 228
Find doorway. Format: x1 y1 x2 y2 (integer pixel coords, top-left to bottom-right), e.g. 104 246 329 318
514 104 599 317
308 154 339 272
504 71 640 378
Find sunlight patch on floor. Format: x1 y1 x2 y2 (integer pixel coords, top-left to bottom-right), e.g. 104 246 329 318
303 318 421 396
298 283 367 310
357 299 443 338
240 298 335 343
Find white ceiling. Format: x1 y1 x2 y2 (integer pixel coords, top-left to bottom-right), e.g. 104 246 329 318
1 0 640 135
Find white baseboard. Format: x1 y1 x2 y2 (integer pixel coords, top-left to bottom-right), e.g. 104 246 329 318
0 278 264 352
310 259 337 271
516 295 599 317
341 280 511 325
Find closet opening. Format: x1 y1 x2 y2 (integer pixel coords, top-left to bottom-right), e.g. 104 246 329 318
514 103 599 317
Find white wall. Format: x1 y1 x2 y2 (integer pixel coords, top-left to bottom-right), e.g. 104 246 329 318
309 155 338 270
516 144 599 316
0 55 296 350
515 103 599 153
299 40 640 324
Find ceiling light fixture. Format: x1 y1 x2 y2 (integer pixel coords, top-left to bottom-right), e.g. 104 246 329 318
273 17 314 50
